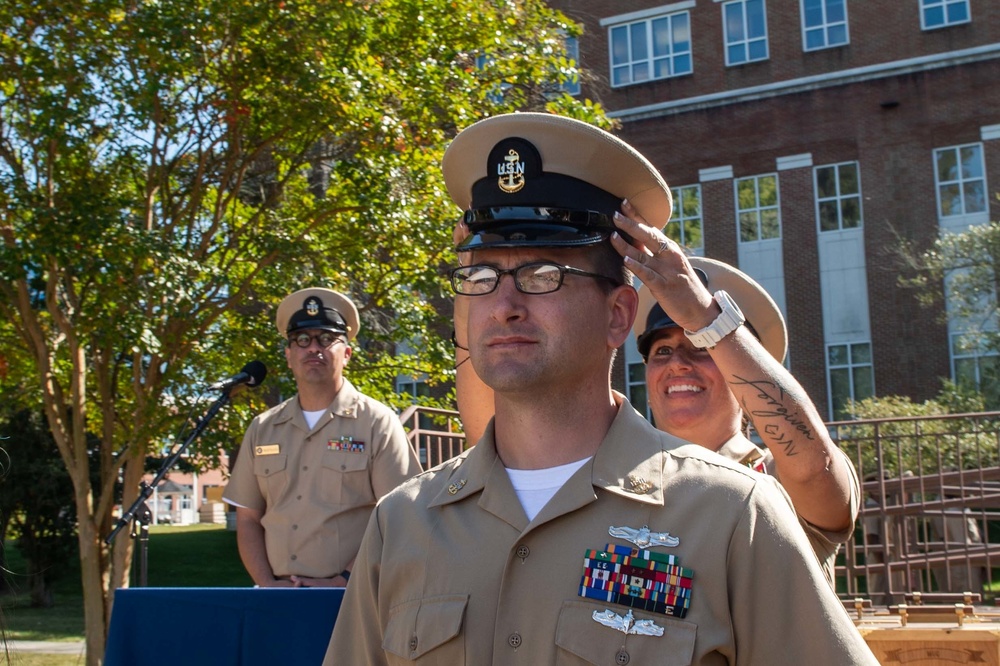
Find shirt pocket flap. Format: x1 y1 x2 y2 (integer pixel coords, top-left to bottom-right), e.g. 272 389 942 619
555 600 697 666
252 453 287 477
323 450 370 473
383 594 469 659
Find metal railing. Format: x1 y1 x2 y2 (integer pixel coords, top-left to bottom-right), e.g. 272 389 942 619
831 411 1000 605
401 405 1000 607
399 405 467 470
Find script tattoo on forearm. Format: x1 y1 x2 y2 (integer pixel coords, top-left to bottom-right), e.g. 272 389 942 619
731 375 816 456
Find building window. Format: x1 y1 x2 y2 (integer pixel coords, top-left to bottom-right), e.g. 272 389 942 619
952 333 1000 408
736 174 780 242
934 143 986 218
562 36 580 96
397 377 428 399
814 161 862 232
827 341 875 419
669 185 703 252
627 361 652 422
921 0 970 30
609 11 692 87
397 377 433 428
801 0 848 50
723 0 768 65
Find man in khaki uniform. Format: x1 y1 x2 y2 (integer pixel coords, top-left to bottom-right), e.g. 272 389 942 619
224 288 422 587
326 114 878 663
453 251 859 588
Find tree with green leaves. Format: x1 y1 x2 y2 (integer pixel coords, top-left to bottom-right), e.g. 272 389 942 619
0 0 610 661
898 211 1000 407
837 382 997 480
0 409 86 608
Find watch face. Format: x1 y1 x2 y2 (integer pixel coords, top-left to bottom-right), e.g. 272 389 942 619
685 291 745 349
716 290 745 320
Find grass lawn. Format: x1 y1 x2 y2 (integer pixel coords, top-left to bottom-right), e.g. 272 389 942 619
2 653 84 666
2 522 251 647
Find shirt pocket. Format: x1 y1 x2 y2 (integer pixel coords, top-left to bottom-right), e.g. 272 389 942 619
252 453 288 498
555 599 697 666
320 450 374 506
383 594 469 664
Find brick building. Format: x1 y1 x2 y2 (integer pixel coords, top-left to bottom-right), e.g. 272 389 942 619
548 0 1000 419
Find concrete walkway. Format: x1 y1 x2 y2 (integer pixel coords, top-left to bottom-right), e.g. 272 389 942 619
7 639 87 655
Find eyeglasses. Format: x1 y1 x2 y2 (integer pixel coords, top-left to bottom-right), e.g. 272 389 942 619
449 261 619 296
288 331 345 349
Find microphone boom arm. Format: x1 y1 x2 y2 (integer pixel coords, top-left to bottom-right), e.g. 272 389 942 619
106 384 238 584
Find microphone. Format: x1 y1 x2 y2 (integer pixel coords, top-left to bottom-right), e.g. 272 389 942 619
208 360 268 391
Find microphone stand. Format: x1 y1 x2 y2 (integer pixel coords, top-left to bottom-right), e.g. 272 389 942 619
107 386 236 587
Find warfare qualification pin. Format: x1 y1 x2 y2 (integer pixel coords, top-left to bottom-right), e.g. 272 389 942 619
609 524 679 548
592 608 664 637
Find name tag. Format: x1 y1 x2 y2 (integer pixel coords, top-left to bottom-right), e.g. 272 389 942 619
255 444 281 456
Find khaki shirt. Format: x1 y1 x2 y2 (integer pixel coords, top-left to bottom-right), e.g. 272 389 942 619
223 380 422 578
715 434 860 585
326 396 877 665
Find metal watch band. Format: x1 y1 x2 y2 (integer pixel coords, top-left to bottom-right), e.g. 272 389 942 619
683 290 746 349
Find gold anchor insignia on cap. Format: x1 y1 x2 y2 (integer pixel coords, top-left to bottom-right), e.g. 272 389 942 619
497 149 525 193
447 479 467 495
305 296 320 316
625 474 653 495
592 609 664 637
609 524 679 548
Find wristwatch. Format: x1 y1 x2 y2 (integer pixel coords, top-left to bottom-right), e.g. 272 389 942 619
684 290 745 349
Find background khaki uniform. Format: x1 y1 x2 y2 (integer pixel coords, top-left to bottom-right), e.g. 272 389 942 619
326 396 877 665
224 379 421 578
715 434 860 585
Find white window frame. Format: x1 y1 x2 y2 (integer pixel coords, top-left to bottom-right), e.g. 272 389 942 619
826 341 875 419
608 10 693 87
562 36 581 96
670 184 704 253
814 161 863 233
396 376 428 400
950 331 1000 397
723 0 769 66
735 174 781 243
920 0 971 30
801 0 849 51
933 143 987 218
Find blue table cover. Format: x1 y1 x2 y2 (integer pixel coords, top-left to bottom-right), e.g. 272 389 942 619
105 587 343 666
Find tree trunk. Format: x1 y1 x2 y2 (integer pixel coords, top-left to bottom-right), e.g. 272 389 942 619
28 566 53 609
76 496 108 665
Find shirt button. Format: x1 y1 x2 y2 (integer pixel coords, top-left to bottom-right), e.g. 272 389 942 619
408 636 418 652
303 465 308 471
263 468 270 474
341 464 347 470
290 554 297 561
616 648 630 664
515 544 530 560
292 524 298 530
297 495 302 500
508 633 521 649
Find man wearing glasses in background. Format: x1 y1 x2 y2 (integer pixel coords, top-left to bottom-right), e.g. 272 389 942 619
224 288 422 588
